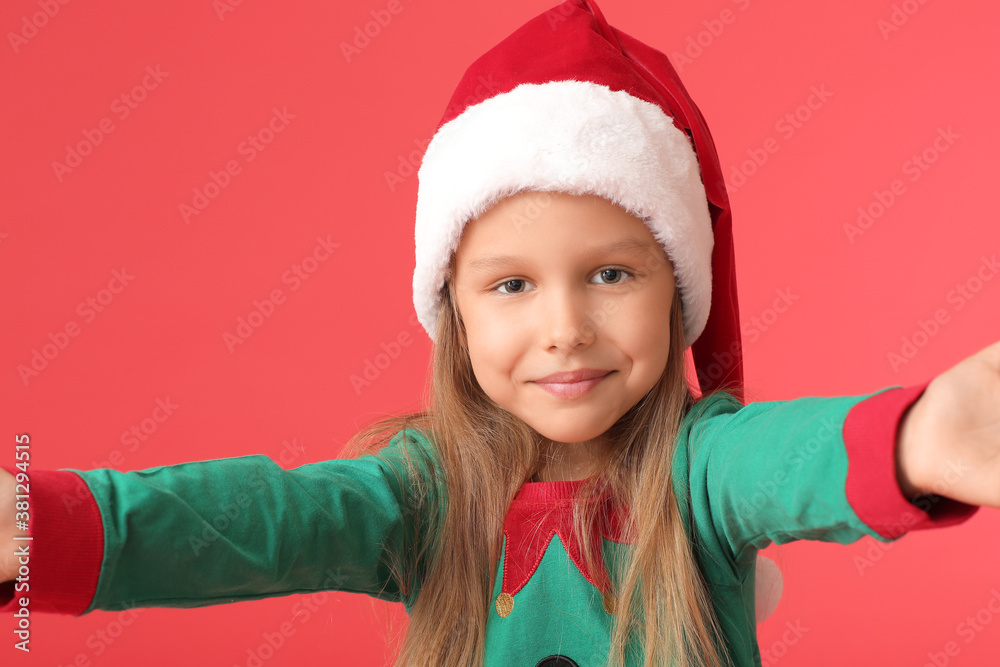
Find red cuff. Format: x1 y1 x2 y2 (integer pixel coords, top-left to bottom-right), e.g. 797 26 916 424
843 382 980 540
1 467 105 615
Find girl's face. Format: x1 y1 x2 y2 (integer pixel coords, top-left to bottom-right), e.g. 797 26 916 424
453 190 676 449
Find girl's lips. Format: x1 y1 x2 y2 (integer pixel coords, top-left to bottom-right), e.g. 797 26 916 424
532 371 612 399
533 368 613 383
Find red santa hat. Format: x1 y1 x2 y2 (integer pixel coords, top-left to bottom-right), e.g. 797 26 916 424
412 0 744 398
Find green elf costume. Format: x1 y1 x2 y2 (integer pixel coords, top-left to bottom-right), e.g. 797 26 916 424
1 1 981 665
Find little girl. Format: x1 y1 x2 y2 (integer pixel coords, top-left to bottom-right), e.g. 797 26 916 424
3 1 999 665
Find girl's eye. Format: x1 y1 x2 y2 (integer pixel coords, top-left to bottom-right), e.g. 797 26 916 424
592 268 632 285
491 268 634 295
495 279 530 295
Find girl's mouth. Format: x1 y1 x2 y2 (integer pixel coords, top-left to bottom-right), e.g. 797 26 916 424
532 371 612 398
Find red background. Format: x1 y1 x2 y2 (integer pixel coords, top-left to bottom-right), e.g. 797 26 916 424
2 0 998 665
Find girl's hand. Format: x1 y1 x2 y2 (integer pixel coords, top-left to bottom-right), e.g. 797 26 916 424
897 339 1000 507
1 467 27 583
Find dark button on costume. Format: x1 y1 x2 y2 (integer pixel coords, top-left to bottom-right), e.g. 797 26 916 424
536 656 579 667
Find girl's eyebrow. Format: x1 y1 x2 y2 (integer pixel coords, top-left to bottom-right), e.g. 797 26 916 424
465 238 656 274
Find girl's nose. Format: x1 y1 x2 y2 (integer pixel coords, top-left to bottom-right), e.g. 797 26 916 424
539 286 596 350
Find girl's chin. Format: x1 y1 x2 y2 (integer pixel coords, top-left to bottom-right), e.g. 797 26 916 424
538 436 603 445
527 425 609 445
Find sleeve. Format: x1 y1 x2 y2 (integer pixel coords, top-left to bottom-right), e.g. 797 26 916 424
673 381 980 584
1 428 443 616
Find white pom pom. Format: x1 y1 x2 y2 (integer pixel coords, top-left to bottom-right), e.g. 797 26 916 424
754 553 784 624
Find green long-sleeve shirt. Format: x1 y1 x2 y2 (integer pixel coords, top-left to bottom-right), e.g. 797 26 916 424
0 383 979 666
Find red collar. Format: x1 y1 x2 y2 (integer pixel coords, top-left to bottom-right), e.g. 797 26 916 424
500 479 629 597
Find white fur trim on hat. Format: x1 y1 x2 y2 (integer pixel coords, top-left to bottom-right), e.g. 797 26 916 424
413 79 714 348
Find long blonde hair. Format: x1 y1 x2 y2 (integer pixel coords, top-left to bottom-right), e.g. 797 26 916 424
344 265 744 666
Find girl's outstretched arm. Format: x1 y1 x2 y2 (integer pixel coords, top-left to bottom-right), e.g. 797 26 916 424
896 339 1000 506
0 428 441 616
673 370 981 586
